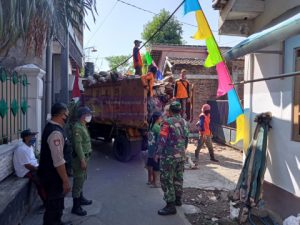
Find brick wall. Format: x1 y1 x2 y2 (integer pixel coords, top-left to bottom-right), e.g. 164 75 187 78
189 78 218 132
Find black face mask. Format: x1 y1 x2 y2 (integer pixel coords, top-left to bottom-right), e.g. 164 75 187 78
63 116 69 124
204 110 210 115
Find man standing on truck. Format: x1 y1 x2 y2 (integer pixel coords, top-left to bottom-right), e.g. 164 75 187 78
71 106 93 216
133 40 143 75
155 101 189 216
173 69 190 119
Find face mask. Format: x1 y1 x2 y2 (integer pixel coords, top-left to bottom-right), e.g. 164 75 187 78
204 110 210 115
29 137 36 146
63 116 69 124
85 115 92 123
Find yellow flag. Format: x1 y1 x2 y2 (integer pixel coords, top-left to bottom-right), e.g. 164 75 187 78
230 114 245 145
193 10 212 40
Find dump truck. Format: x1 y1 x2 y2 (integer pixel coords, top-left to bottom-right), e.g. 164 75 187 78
82 77 149 162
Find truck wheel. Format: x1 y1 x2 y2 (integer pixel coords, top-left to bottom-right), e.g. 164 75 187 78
113 134 132 162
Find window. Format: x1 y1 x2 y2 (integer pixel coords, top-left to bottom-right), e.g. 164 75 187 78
292 49 300 141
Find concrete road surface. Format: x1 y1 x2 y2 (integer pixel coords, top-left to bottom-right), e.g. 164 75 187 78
22 141 191 225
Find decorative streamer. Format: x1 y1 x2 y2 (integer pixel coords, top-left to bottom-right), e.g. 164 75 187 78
227 89 243 124
193 10 212 40
184 0 245 144
230 114 245 144
216 61 234 96
204 37 223 68
184 0 201 15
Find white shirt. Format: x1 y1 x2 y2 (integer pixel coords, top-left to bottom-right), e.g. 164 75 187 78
13 141 39 177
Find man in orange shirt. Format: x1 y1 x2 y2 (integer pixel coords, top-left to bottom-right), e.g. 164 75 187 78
133 40 143 75
195 104 219 163
141 66 157 97
173 69 190 119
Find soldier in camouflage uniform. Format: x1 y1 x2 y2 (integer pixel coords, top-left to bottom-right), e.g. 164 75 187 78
71 106 93 216
155 101 189 215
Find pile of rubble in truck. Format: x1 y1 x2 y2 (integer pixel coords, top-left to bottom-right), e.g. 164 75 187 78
86 70 177 117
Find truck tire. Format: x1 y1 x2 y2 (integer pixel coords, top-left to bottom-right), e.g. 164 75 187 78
113 134 132 162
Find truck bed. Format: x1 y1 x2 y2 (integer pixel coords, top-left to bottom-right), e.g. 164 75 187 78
83 78 148 129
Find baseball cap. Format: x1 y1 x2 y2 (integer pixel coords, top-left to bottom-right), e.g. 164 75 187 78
21 129 38 138
77 106 92 118
134 40 142 44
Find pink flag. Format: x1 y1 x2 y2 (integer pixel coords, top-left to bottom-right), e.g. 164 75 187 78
216 62 234 96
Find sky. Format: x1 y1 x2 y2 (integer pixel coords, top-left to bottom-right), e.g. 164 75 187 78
83 0 245 71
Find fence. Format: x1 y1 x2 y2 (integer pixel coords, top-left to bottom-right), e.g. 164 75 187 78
0 67 28 145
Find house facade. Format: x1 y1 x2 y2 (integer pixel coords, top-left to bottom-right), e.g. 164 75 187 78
213 0 300 217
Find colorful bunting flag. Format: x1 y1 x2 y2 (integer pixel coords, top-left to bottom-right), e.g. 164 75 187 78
230 114 245 144
184 0 201 15
184 0 245 143
145 52 153 65
204 37 223 68
193 10 212 40
227 89 243 124
216 62 234 96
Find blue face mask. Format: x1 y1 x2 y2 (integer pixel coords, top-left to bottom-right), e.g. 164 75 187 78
29 137 36 146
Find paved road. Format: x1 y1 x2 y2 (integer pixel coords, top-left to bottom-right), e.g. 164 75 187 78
22 141 190 225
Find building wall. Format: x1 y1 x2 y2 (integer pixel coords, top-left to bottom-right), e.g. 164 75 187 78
254 0 300 31
244 41 300 198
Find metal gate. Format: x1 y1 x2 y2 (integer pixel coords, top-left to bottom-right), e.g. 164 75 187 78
0 67 28 145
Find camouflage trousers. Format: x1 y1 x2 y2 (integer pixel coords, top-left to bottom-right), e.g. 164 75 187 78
72 157 89 198
160 157 185 203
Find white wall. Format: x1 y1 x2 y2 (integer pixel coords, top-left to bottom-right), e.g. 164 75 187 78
244 41 300 197
254 0 300 32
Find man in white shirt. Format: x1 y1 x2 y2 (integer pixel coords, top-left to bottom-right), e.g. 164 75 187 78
13 129 46 204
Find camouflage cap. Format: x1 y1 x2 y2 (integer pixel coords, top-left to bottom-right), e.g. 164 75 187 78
170 101 181 112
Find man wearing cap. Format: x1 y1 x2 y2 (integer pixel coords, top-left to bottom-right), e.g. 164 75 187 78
155 101 189 215
133 40 143 75
13 129 47 204
38 103 72 225
71 106 93 216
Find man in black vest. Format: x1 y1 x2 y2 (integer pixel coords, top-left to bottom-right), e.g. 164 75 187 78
38 103 72 225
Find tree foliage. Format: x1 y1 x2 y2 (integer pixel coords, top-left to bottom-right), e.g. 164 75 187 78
141 9 183 45
0 0 97 56
105 55 131 74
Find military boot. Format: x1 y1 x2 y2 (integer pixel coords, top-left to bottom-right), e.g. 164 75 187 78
80 192 92 205
158 202 177 215
71 198 87 216
175 197 182 206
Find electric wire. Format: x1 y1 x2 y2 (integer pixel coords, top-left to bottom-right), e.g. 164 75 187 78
117 0 218 33
86 0 119 45
110 0 185 72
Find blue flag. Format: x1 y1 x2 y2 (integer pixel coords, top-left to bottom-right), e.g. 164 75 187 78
184 0 201 15
227 89 243 124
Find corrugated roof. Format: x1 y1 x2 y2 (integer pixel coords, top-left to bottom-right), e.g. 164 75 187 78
167 57 205 66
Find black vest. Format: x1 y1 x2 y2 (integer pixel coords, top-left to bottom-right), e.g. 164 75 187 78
38 122 67 184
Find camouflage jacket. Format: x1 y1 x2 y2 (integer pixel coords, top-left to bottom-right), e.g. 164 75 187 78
156 114 189 159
